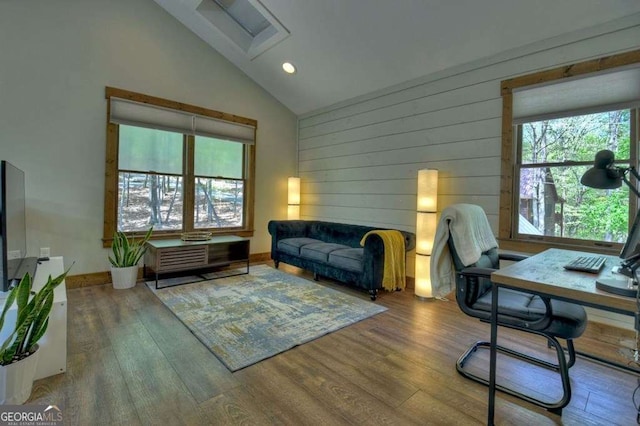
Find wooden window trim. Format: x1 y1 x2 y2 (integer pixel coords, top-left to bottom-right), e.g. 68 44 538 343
498 49 640 254
102 87 257 247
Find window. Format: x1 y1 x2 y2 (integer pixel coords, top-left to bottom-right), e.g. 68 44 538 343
193 135 245 229
103 87 256 245
515 110 633 244
499 50 640 253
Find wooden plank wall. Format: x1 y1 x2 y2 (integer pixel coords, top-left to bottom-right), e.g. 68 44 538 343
297 16 640 278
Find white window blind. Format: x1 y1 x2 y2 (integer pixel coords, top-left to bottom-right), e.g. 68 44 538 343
512 65 640 124
109 97 256 144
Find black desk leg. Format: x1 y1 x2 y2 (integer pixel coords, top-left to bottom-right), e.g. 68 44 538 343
488 285 499 425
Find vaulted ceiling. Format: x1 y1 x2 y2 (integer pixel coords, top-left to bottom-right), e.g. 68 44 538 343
153 0 640 115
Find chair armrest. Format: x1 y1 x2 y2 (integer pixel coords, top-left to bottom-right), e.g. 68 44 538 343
461 266 554 330
460 266 495 279
499 253 529 262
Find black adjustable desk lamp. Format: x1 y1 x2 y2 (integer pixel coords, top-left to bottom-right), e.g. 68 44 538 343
581 149 640 297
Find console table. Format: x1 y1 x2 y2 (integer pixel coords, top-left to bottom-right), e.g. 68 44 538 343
144 236 250 288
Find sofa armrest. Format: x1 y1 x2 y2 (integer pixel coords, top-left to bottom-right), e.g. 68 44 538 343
267 220 309 239
361 233 386 290
267 220 310 257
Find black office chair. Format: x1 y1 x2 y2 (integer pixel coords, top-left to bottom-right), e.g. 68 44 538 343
439 204 587 413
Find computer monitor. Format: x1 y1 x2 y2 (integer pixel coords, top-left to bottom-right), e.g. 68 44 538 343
596 207 640 297
620 208 640 261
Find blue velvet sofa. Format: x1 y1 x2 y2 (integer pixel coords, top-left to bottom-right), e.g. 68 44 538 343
267 220 415 300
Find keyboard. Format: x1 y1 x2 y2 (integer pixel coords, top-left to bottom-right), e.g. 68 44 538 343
563 256 606 273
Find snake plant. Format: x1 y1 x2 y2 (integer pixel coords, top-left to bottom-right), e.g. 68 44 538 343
0 270 69 365
108 227 153 268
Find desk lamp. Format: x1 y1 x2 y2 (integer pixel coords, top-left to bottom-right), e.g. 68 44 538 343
581 149 640 296
581 149 640 197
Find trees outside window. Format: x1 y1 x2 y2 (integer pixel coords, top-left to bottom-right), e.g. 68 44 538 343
499 50 640 254
516 110 631 243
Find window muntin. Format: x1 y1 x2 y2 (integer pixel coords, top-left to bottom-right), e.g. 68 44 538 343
515 110 633 245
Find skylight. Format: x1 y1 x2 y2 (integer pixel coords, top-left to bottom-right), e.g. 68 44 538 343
212 0 270 37
197 0 290 59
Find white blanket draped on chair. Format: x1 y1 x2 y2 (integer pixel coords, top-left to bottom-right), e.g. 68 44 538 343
430 204 498 298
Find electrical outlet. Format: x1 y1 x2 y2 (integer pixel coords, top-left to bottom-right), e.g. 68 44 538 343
40 247 50 258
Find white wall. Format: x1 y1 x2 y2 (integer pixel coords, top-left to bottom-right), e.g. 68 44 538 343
0 0 297 275
298 15 640 327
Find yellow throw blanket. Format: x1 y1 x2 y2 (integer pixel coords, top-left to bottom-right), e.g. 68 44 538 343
360 230 406 292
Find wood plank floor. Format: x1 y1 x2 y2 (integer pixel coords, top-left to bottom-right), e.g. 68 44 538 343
29 263 640 425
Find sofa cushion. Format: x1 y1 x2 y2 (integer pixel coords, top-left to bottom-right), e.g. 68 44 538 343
328 248 364 272
278 238 323 256
309 222 372 247
300 243 350 263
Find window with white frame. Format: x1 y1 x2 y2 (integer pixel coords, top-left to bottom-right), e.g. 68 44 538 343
103 87 256 243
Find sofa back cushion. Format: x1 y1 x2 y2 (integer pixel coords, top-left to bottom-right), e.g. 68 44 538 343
308 221 376 248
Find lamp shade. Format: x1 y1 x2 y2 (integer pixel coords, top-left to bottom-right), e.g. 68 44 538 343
287 205 300 220
415 253 432 299
415 168 438 299
287 177 301 220
580 149 622 189
416 212 437 255
417 169 438 212
287 177 301 205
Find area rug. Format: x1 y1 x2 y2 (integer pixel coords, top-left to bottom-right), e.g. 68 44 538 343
146 264 387 371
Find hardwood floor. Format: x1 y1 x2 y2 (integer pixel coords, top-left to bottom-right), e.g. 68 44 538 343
29 263 640 425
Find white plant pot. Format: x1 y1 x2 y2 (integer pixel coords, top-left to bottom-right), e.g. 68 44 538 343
110 265 138 289
0 346 40 404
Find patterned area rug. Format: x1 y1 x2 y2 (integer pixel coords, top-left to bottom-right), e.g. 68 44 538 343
147 264 387 371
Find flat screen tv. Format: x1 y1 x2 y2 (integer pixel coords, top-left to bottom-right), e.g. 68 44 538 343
0 161 37 292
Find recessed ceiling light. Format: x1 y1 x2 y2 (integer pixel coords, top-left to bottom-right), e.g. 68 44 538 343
282 62 296 74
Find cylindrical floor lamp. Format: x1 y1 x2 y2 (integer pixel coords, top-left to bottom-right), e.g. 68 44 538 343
415 169 438 300
288 177 301 219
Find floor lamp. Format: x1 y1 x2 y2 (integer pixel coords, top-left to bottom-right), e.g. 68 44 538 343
288 177 301 220
415 169 438 300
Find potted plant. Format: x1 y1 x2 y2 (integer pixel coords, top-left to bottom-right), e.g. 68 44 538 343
0 270 68 404
109 227 153 289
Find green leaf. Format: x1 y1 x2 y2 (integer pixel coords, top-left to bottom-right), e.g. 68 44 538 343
109 227 153 267
0 267 70 365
